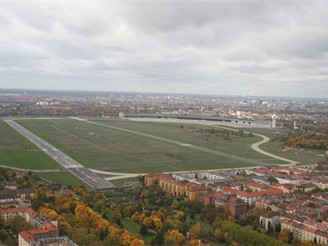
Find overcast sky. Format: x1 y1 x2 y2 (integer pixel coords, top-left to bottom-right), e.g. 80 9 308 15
0 1 328 98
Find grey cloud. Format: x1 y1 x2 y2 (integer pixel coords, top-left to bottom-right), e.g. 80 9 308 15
0 1 328 97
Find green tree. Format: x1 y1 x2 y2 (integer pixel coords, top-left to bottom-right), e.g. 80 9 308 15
0 229 9 242
104 234 122 246
140 223 148 236
189 222 201 239
190 211 195 220
0 215 5 229
8 215 33 234
268 177 279 183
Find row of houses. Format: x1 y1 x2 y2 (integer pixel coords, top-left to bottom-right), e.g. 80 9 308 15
145 173 208 201
144 165 328 245
282 219 328 245
0 207 76 246
0 187 36 208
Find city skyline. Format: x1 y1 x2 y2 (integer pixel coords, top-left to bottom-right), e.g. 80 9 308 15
1 1 328 98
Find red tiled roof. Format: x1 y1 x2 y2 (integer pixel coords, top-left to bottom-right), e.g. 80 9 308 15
145 173 161 178
304 221 328 231
19 231 34 244
159 174 186 185
0 208 26 214
243 181 266 189
27 228 56 235
44 222 58 231
271 167 310 175
254 167 270 173
282 219 293 226
26 207 37 218
223 187 283 198
303 226 316 234
315 230 328 238
0 207 39 220
207 192 223 199
186 183 207 192
267 171 285 177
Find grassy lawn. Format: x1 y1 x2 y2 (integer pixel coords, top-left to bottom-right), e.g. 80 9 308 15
260 140 325 164
261 159 290 165
105 210 154 245
207 125 325 164
122 218 139 233
237 127 326 164
110 177 140 188
37 171 91 188
0 120 60 170
15 119 256 173
92 120 270 160
122 218 155 244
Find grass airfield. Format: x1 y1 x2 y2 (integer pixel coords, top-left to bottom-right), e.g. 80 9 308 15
2 117 325 186
14 118 289 173
16 118 258 173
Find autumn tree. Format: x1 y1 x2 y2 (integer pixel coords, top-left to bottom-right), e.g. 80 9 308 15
189 222 201 240
164 229 186 245
278 229 293 244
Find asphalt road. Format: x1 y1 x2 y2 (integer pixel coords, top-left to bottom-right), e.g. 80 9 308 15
4 119 115 190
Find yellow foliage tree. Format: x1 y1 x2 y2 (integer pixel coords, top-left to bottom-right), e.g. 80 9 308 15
130 238 145 246
143 217 154 229
164 229 186 245
189 222 201 240
152 217 162 230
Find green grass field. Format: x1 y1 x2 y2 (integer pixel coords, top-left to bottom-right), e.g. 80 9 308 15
92 120 270 160
110 177 140 188
260 140 325 164
97 120 327 165
0 120 60 170
236 126 326 164
37 171 90 188
16 119 261 173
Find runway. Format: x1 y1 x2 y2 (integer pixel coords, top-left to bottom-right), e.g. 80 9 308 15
3 119 115 190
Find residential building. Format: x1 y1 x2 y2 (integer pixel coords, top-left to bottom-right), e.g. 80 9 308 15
281 219 328 245
158 174 187 196
215 194 248 218
144 173 160 187
259 211 280 231
185 182 207 201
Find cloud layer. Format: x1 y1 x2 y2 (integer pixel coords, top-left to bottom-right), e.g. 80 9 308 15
1 1 328 97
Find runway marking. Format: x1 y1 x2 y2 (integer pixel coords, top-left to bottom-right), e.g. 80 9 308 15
179 143 193 147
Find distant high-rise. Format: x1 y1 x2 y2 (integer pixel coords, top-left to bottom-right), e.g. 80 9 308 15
271 114 279 128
